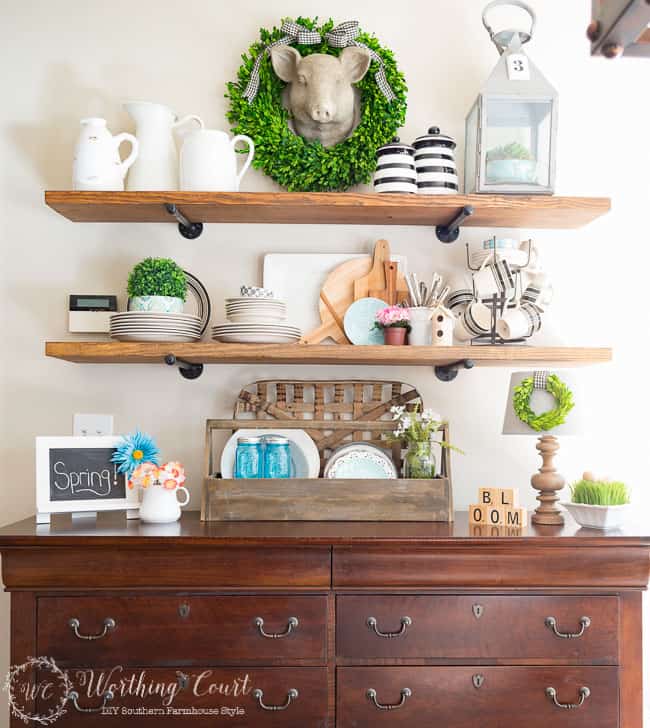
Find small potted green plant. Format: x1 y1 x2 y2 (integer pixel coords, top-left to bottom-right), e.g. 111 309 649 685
563 472 631 530
486 142 537 185
127 257 187 313
388 404 463 479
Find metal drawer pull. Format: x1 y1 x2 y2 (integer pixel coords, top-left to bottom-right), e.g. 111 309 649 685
254 616 298 639
367 687 412 711
68 617 116 640
545 615 591 639
253 688 298 711
69 690 114 713
546 686 591 710
367 616 412 638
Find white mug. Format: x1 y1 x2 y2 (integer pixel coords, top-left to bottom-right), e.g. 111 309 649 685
496 303 542 340
454 301 492 341
180 130 254 191
139 485 190 524
473 258 515 299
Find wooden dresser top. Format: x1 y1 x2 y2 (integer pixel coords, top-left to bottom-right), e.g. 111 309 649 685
0 511 648 548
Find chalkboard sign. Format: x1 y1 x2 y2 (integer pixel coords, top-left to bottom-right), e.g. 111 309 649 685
49 447 125 502
36 436 139 522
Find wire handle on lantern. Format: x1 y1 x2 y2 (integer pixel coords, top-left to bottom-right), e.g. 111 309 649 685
482 0 536 54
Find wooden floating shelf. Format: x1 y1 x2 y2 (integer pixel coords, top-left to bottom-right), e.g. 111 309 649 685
45 191 611 229
45 342 612 368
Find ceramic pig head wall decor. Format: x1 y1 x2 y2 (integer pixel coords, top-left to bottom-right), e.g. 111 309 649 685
270 45 371 147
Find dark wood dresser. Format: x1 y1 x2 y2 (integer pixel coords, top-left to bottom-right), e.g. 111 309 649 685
0 513 648 727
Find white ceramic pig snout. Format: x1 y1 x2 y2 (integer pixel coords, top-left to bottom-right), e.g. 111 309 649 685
311 106 333 123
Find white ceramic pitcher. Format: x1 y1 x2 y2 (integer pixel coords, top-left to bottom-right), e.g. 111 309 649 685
124 101 203 190
180 130 254 191
72 118 138 191
139 485 190 524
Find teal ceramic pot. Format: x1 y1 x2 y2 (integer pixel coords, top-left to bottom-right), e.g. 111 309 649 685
486 159 537 184
128 295 184 313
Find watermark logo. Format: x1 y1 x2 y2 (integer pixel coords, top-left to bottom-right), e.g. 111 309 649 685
3 656 72 725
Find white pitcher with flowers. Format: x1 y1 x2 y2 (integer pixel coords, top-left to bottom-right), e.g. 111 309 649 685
130 462 190 523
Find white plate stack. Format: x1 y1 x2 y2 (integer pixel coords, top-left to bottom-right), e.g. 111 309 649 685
110 312 203 342
213 294 301 344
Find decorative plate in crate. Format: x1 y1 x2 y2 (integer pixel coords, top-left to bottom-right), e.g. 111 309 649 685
202 379 453 522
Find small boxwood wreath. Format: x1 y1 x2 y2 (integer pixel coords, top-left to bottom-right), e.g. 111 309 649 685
226 17 407 192
513 373 575 432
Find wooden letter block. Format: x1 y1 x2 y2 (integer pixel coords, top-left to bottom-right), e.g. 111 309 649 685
469 504 487 525
498 488 519 507
486 506 504 526
478 488 499 506
503 506 528 528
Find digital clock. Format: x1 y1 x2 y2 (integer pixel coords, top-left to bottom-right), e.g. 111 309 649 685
68 295 118 333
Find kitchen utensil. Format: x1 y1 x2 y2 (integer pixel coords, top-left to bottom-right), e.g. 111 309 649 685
373 138 417 194
180 129 254 191
124 101 203 190
221 428 320 479
343 297 387 345
324 442 398 479
72 118 138 191
369 261 399 304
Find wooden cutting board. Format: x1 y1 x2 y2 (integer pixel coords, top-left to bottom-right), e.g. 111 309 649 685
302 257 373 344
354 239 409 304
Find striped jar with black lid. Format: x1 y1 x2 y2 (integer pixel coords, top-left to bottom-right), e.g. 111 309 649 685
373 137 417 193
413 126 459 194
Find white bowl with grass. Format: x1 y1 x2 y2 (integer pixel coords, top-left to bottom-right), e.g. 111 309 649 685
562 502 631 530
563 478 631 530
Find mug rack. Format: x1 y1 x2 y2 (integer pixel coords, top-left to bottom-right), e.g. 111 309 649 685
465 238 537 346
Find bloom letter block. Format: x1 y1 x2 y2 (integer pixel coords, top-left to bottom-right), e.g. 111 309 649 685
470 488 527 528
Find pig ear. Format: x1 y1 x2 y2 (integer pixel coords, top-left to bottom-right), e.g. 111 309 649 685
339 46 371 83
270 45 302 82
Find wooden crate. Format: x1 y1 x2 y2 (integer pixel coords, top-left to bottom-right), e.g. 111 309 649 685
202 419 453 522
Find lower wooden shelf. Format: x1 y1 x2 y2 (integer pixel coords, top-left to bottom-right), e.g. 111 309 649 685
45 341 612 367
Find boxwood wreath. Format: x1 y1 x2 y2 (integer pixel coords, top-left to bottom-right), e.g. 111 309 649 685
513 374 575 432
226 17 407 192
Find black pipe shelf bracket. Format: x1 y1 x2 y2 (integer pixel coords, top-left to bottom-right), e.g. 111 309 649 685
165 203 204 239
435 205 475 244
165 354 204 380
434 359 475 382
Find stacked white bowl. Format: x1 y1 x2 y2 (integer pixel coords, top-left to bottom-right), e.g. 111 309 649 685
212 286 301 343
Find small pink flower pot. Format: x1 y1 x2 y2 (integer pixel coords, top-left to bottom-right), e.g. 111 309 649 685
383 327 407 345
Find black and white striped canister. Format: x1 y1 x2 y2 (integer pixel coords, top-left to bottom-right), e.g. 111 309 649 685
413 127 459 195
373 137 417 194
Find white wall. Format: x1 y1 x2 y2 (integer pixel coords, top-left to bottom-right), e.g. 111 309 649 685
1 0 649 724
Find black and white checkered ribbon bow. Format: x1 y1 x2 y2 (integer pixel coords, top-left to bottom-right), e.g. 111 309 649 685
243 20 396 103
533 371 549 390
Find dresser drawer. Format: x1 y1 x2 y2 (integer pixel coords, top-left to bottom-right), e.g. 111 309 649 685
337 595 618 663
37 667 328 727
38 595 327 666
337 666 618 727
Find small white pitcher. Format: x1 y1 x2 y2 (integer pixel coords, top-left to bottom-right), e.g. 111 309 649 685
72 118 138 191
139 485 190 524
180 130 254 191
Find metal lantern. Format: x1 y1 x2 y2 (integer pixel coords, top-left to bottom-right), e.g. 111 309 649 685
465 1 558 195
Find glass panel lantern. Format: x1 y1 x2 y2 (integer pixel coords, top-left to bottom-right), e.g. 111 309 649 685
465 7 558 195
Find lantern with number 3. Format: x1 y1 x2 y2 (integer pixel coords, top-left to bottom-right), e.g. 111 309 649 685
465 1 558 195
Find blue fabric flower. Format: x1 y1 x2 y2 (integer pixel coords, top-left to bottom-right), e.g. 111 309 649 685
111 431 160 477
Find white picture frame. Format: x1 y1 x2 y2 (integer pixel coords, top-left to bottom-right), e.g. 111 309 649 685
36 436 139 523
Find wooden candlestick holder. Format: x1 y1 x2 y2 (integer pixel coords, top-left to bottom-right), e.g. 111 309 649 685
530 434 565 526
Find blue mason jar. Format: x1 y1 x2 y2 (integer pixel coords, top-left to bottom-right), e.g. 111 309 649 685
263 436 291 479
234 437 263 479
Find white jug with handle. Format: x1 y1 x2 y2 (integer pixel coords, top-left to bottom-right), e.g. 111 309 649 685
124 101 204 190
72 118 138 191
139 485 190 524
180 130 254 191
